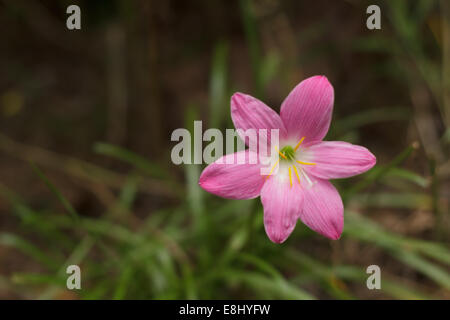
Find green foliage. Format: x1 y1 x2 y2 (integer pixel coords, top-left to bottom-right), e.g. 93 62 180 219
1 132 448 299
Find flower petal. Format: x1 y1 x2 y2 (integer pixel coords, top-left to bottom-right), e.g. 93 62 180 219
299 179 343 240
199 150 265 199
260 167 303 243
280 75 334 143
231 93 287 150
304 141 376 179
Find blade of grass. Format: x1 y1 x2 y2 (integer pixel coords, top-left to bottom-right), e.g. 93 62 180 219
30 162 79 222
113 265 133 300
352 192 431 209
344 142 419 198
239 0 263 97
222 270 315 299
333 265 432 299
38 236 96 299
345 211 450 265
382 167 430 188
0 233 58 269
345 211 450 289
334 106 410 135
0 183 74 249
93 142 170 179
209 41 229 128
396 250 450 290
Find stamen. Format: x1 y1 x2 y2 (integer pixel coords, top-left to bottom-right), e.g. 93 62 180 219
293 166 301 184
265 158 280 180
294 136 305 151
296 160 316 166
302 169 314 187
289 167 293 187
276 146 287 160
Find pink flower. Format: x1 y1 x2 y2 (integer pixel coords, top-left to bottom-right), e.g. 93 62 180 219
199 75 376 243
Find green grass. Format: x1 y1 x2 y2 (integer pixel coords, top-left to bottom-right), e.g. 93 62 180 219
0 135 447 299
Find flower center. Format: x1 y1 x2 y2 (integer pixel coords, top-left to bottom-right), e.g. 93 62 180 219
266 136 317 188
280 146 295 161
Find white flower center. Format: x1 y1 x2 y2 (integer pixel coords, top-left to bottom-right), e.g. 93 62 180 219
266 136 316 188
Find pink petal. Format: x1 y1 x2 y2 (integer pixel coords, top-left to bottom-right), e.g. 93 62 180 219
299 179 343 240
280 75 334 143
199 150 265 199
231 93 287 150
305 141 376 179
260 172 303 243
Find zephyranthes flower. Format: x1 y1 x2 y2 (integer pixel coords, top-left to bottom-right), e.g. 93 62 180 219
199 76 376 243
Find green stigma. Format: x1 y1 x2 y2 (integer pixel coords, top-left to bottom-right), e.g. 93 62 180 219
280 145 295 161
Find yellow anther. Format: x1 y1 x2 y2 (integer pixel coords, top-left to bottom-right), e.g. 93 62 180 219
294 136 305 151
265 158 280 180
289 167 293 187
293 166 301 184
296 160 316 166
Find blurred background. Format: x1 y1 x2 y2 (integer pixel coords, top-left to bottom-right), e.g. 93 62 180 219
0 0 449 299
